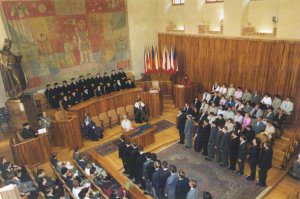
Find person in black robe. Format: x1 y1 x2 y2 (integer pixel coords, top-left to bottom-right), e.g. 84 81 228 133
175 169 190 199
125 79 135 89
257 142 273 187
117 68 127 86
82 114 103 141
241 125 255 143
94 73 103 86
103 72 111 85
61 95 71 110
118 135 126 167
229 132 240 171
50 83 61 109
159 161 171 198
85 73 95 91
77 75 86 93
111 70 118 84
194 122 203 152
116 80 123 90
60 81 69 96
21 122 38 139
81 88 93 101
69 91 80 106
192 107 200 121
215 114 226 128
177 110 186 144
247 138 261 181
104 82 112 94
123 140 133 175
94 85 104 97
135 146 146 186
44 84 52 103
69 78 78 93
128 143 139 180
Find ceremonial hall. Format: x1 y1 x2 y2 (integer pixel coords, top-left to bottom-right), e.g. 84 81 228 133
0 0 299 199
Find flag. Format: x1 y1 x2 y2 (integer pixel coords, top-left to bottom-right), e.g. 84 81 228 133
144 47 147 73
147 46 151 72
170 47 174 73
151 46 155 73
166 47 171 72
155 47 159 70
162 47 166 71
174 47 178 72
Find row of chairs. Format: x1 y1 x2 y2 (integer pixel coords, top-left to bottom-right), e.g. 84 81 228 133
92 105 135 129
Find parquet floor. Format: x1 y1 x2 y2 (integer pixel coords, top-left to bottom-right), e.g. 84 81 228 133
0 95 299 198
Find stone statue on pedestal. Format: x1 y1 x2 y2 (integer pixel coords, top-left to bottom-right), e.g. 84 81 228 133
0 38 27 98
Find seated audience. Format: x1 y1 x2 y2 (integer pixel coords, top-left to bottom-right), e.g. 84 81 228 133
121 115 133 132
280 97 294 115
234 87 243 100
212 82 220 92
226 83 236 98
242 89 252 103
202 90 211 102
272 95 282 114
82 114 103 141
252 91 261 105
219 84 227 95
250 104 263 119
134 98 148 123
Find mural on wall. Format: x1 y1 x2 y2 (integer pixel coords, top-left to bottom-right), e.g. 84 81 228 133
1 0 130 91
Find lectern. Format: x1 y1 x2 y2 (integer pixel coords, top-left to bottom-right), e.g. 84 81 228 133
10 132 51 165
173 84 197 109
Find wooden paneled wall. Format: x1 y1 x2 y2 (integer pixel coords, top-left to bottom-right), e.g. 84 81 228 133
158 33 300 122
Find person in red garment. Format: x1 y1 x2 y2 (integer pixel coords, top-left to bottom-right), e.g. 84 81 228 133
180 74 191 87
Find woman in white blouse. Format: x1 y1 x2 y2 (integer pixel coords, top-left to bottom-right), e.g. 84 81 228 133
219 84 227 95
121 115 133 132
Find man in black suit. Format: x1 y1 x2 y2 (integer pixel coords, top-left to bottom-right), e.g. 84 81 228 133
21 122 38 139
143 153 154 195
215 114 225 128
77 75 86 92
128 142 139 180
257 142 273 187
69 78 78 93
206 121 218 161
103 72 111 85
183 103 193 115
177 110 186 144
125 79 135 89
135 146 146 188
61 80 69 96
85 73 95 91
159 161 171 199
44 84 52 104
118 68 127 86
94 73 103 86
61 95 71 110
123 140 133 175
193 97 201 113
50 82 61 108
152 161 163 198
111 70 118 84
247 138 261 181
198 110 208 126
118 135 126 169
209 92 221 106
237 135 248 175
220 127 231 167
69 90 81 106
175 169 190 199
81 87 93 101
229 132 239 171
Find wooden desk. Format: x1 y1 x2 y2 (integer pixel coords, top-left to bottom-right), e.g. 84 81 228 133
10 133 51 165
50 114 83 148
123 126 156 147
69 88 162 122
173 84 198 109
136 80 173 95
88 150 148 199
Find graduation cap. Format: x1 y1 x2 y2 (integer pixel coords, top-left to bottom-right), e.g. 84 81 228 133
63 80 67 83
54 82 58 86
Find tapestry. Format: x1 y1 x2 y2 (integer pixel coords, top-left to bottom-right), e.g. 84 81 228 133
0 0 130 91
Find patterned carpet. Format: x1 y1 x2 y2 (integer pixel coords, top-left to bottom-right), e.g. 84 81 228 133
157 144 266 199
90 120 175 156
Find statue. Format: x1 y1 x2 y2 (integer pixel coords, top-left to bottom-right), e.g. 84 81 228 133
0 38 27 98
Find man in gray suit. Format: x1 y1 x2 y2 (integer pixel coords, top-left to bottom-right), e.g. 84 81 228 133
252 116 266 134
184 115 194 148
165 165 179 199
250 104 264 119
252 91 261 105
220 126 231 167
206 121 218 161
186 179 198 199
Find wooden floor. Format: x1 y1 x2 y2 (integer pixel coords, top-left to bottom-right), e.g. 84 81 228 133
0 95 299 199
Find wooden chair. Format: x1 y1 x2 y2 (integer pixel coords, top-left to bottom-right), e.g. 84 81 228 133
107 109 119 126
116 107 127 120
91 116 102 127
125 105 135 120
99 112 111 128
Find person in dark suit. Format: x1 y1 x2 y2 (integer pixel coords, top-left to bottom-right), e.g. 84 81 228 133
21 122 38 139
206 121 218 161
104 82 113 94
135 146 146 187
123 140 133 175
61 95 71 110
143 153 154 195
198 110 208 125
237 135 248 175
44 84 52 104
199 120 211 156
159 161 171 199
175 169 190 199
110 70 118 84
177 111 186 144
215 114 226 128
94 73 103 86
257 142 273 187
77 75 86 92
128 142 139 180
183 103 193 115
118 135 126 169
94 85 104 97
209 92 221 106
69 78 78 93
220 127 231 167
152 161 163 198
102 72 111 85
193 97 201 113
215 127 224 163
69 90 81 106
186 179 198 199
76 154 87 169
253 116 266 134
229 132 239 171
81 87 93 101
125 79 135 89
118 68 128 86
50 82 61 108
85 73 95 91
247 138 261 181
60 80 69 96
165 165 179 199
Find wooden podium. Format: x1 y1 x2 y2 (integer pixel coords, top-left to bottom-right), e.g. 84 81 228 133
10 133 51 165
50 112 83 148
173 84 197 109
123 126 156 147
139 91 162 118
